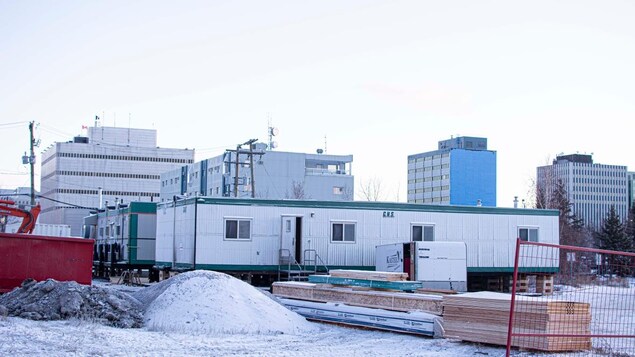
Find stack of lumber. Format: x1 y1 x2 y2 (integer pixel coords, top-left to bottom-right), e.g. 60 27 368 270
443 291 591 352
272 281 443 315
272 269 446 337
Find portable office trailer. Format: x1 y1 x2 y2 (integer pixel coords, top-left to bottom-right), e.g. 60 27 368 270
156 197 559 285
83 202 157 278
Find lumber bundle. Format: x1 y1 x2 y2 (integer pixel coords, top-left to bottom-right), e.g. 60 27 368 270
442 292 591 352
272 281 443 315
329 269 408 281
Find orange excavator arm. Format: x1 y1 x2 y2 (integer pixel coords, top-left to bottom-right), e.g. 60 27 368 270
0 199 41 234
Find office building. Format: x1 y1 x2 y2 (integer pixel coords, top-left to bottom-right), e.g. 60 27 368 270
628 172 635 210
160 143 353 201
537 154 629 231
407 136 496 206
40 125 195 236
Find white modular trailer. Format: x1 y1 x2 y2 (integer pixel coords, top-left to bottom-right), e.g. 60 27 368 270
155 197 560 274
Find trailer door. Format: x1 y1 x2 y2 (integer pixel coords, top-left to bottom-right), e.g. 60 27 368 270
280 216 301 264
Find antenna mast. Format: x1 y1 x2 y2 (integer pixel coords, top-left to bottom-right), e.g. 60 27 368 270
267 115 278 150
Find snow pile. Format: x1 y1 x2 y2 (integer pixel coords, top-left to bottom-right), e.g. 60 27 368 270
134 270 316 335
0 278 143 328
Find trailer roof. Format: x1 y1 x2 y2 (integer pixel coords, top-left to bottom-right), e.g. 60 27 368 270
160 197 559 217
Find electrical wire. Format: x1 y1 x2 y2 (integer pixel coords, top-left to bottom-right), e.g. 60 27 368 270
0 121 30 128
9 192 99 210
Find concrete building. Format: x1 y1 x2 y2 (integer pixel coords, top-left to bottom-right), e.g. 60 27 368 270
160 143 353 202
407 136 496 206
537 154 629 231
628 172 635 211
40 125 194 236
0 187 34 209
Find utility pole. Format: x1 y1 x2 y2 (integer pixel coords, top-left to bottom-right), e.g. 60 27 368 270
234 146 240 197
249 142 256 198
226 139 262 198
28 122 36 206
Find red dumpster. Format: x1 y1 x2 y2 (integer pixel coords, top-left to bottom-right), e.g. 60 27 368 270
0 232 94 293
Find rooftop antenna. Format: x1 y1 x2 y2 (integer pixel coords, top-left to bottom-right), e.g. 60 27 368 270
267 115 278 150
324 135 327 154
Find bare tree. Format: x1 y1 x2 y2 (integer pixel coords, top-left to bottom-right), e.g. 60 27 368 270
357 177 385 202
287 180 306 199
341 184 354 201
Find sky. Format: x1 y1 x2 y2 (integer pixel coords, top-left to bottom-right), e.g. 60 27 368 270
1 0 634 207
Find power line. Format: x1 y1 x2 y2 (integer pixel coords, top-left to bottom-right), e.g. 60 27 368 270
9 193 99 210
0 121 30 128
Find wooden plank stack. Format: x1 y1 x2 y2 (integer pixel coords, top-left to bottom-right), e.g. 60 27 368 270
272 269 445 337
272 281 443 315
443 291 591 352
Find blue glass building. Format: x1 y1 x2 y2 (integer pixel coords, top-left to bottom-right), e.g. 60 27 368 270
407 136 497 207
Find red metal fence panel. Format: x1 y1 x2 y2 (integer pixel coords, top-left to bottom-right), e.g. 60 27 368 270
506 239 635 356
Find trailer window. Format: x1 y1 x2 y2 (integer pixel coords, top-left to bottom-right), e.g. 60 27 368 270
225 219 251 240
332 222 355 242
519 227 538 242
412 224 434 241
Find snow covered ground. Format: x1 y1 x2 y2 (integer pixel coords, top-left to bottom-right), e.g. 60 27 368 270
0 271 632 356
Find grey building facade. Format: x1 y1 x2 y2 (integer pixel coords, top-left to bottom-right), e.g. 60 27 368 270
40 126 195 236
537 154 629 231
160 143 354 202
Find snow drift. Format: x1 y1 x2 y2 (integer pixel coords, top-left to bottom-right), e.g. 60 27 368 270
132 270 316 335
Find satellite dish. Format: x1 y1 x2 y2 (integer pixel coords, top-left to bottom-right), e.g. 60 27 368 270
270 127 279 136
270 141 278 149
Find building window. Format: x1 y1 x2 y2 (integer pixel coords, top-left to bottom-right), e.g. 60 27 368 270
224 218 252 240
333 186 344 195
412 224 434 241
331 222 355 242
519 227 538 242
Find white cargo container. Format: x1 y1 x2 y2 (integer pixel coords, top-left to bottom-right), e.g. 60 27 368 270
376 242 467 292
5 223 72 237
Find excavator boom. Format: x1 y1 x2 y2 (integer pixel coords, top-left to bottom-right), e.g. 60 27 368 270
0 199 41 234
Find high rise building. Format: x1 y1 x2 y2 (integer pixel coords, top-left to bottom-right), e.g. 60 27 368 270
40 126 194 236
160 143 353 202
536 154 629 231
628 172 635 211
407 136 496 206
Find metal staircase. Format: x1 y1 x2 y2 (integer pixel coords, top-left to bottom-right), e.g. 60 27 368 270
278 249 329 282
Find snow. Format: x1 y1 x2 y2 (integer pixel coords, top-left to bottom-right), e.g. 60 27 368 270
138 270 315 335
0 272 632 356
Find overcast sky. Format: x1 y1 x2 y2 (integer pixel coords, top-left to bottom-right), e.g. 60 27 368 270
1 0 634 206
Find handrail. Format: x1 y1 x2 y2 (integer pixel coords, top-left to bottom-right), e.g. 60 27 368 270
303 249 329 274
278 249 303 281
